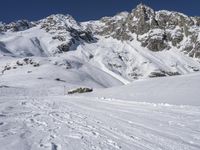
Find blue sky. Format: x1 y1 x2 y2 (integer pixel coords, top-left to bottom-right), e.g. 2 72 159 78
1 0 200 23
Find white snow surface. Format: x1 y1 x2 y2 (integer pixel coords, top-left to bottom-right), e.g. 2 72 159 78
0 94 200 150
89 72 200 106
1 55 200 149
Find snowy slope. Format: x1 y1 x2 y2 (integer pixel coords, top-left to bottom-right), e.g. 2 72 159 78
1 28 200 81
76 37 200 80
0 56 123 89
0 28 52 57
0 94 200 150
89 72 200 106
1 71 200 149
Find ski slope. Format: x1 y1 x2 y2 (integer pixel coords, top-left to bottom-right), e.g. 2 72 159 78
0 95 200 150
1 71 200 150
0 53 200 149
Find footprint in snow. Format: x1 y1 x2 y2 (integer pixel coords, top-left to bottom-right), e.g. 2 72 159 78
51 143 58 150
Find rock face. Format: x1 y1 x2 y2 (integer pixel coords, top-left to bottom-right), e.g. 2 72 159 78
83 4 200 58
0 20 34 32
38 14 94 53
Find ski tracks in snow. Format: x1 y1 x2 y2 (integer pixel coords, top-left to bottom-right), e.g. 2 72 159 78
0 96 200 150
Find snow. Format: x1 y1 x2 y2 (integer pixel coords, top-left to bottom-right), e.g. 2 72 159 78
79 37 200 80
95 56 130 85
89 72 200 106
0 56 123 89
1 9 200 150
0 95 200 150
0 52 200 149
0 27 59 56
40 14 81 30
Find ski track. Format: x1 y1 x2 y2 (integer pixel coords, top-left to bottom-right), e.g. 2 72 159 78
0 96 200 150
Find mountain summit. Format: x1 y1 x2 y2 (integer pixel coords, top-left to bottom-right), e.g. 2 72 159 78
84 4 200 56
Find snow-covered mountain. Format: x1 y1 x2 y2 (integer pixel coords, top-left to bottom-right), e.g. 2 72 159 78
1 4 200 150
0 14 94 56
1 4 200 82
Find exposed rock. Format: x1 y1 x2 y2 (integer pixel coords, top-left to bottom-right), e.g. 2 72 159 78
16 61 23 66
149 72 167 78
83 4 200 55
57 43 71 53
146 38 167 51
140 30 168 51
149 70 180 78
38 14 95 53
68 87 93 94
129 4 156 35
55 78 66 82
52 35 66 41
33 63 40 67
2 20 34 32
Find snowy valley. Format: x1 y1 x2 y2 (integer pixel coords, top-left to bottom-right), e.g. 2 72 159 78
0 4 200 150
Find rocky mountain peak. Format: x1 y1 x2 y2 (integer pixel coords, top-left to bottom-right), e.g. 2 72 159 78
38 14 82 31
82 4 200 58
0 14 94 54
126 4 158 35
36 14 94 53
131 3 155 20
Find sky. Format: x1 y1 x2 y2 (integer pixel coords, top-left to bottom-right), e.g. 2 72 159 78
1 0 200 23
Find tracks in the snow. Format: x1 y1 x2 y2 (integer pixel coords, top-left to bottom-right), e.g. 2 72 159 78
0 96 200 150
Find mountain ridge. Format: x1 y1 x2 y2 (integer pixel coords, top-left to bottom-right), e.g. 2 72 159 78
1 4 200 82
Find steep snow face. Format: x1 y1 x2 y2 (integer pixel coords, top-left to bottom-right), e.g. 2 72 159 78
74 37 200 80
0 28 52 57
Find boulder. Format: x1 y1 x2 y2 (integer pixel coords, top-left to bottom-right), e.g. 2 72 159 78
68 87 93 94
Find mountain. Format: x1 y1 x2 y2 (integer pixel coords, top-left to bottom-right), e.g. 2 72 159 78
83 4 200 56
0 14 94 56
1 4 200 150
1 4 200 83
